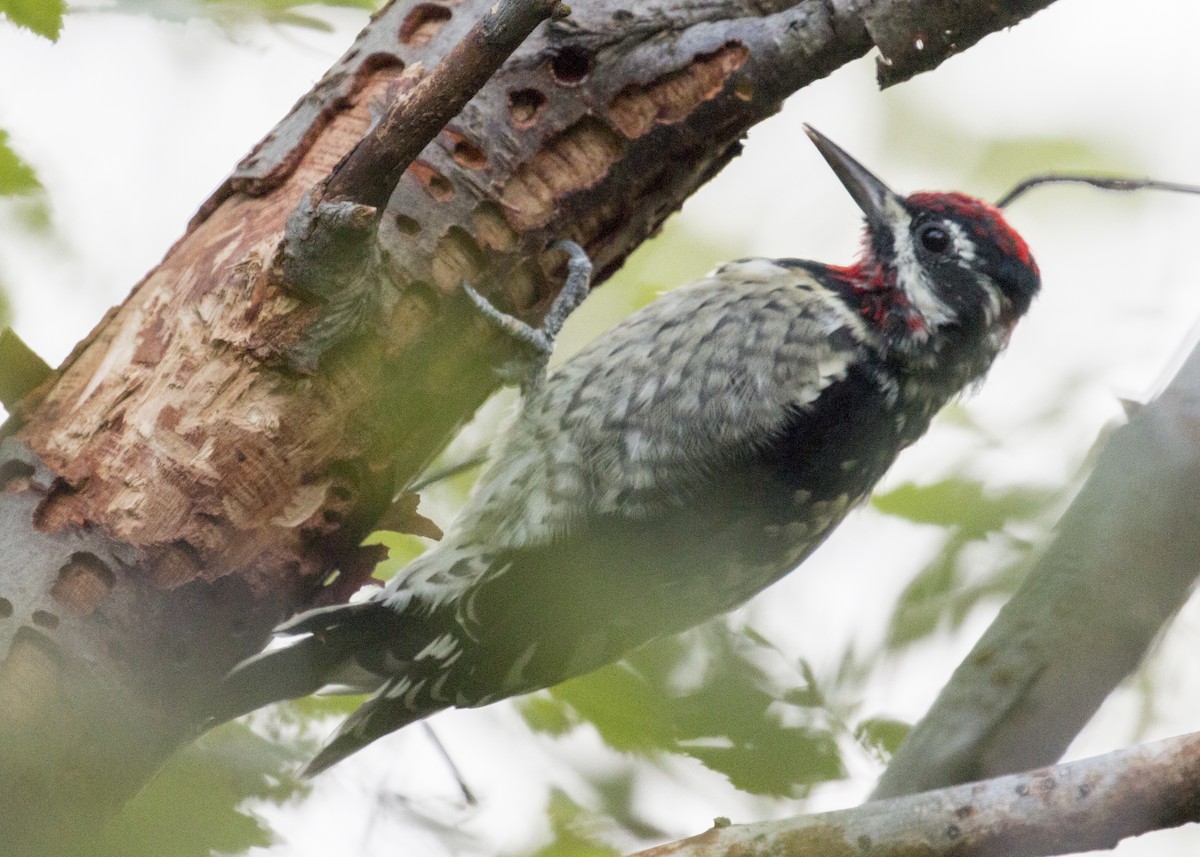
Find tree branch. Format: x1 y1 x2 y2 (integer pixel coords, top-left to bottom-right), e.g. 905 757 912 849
836 0 1060 87
276 0 568 370
0 0 1067 847
321 0 566 210
631 730 1200 857
873 336 1200 799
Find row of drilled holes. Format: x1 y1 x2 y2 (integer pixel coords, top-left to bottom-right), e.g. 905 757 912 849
312 0 596 211
343 2 593 81
0 8 598 640
0 11 629 645
384 0 594 206
0 597 57 631
0 551 115 633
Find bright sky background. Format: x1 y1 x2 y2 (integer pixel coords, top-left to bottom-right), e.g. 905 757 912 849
3 0 1200 854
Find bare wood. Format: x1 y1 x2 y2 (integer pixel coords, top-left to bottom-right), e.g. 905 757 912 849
0 0 1064 847
632 730 1200 857
321 0 565 210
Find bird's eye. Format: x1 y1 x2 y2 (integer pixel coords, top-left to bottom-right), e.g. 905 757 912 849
919 224 951 255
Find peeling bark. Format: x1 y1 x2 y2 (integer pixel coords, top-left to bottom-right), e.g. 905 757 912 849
0 0 1060 847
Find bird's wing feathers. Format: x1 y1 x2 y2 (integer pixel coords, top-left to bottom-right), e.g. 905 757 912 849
221 261 871 738
228 263 864 679
451 260 870 550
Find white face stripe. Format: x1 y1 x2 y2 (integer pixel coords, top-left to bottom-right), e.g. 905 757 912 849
944 219 1005 334
902 216 1012 350
944 220 976 264
888 200 952 330
891 210 999 333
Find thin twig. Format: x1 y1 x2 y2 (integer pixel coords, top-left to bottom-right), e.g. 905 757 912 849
323 0 566 211
421 723 478 805
997 174 1200 208
407 452 490 494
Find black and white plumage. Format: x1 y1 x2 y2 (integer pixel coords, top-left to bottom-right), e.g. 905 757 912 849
217 127 1041 775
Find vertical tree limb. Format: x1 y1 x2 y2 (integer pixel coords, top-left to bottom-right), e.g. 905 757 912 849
0 0 1063 847
873 339 1200 799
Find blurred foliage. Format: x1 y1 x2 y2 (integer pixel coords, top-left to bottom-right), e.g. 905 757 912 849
0 130 36 333
523 627 846 799
0 0 64 39
873 478 1062 648
873 478 1054 535
98 721 305 857
0 131 40 196
524 791 621 857
109 0 378 31
880 99 1130 203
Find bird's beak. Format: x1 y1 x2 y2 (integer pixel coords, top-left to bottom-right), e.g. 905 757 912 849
804 125 904 229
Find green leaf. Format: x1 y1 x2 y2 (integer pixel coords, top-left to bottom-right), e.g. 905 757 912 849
518 694 577 737
525 790 620 857
661 636 844 796
873 478 1054 537
550 663 676 753
781 658 827 708
854 716 910 760
547 627 853 795
666 638 794 742
880 477 1054 649
0 130 40 195
684 727 842 796
98 721 304 857
0 0 64 39
884 544 960 648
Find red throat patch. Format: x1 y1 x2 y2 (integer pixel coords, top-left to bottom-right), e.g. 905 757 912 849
826 260 928 335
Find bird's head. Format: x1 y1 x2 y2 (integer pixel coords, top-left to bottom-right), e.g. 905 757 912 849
805 125 1040 367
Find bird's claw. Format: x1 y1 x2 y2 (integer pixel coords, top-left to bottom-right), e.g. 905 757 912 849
463 241 593 392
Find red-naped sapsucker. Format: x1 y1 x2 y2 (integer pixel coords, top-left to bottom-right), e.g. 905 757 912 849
217 126 1041 775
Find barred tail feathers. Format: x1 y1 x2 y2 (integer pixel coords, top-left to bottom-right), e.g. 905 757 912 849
212 600 398 723
301 676 444 776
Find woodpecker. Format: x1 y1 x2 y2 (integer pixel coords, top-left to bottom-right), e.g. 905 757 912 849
217 126 1040 776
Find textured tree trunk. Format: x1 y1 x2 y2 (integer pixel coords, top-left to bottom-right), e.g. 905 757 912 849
0 0 1057 849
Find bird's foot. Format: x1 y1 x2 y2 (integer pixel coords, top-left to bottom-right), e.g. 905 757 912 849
463 241 592 392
